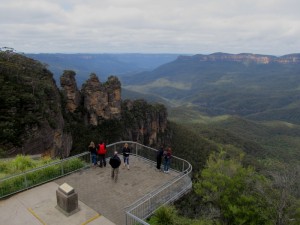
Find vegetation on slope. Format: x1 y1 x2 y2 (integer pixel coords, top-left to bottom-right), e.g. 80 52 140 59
167 107 300 224
0 49 62 156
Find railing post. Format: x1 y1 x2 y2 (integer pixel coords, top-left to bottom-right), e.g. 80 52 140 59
61 160 64 176
136 143 138 156
24 173 28 189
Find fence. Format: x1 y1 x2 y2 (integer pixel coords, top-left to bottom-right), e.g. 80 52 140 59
106 141 193 225
1 141 192 225
0 152 91 199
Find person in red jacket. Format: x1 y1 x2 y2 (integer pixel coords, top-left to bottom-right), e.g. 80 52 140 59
97 141 107 167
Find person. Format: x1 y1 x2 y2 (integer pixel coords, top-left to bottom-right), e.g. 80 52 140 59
156 145 164 171
163 147 172 173
109 151 121 182
122 143 131 170
97 141 107 168
88 141 97 167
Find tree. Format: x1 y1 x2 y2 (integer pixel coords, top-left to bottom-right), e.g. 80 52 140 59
194 151 276 225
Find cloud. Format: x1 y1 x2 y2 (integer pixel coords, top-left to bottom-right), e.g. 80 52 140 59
0 0 299 54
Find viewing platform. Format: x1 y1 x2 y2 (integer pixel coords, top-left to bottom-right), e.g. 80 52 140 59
0 142 192 225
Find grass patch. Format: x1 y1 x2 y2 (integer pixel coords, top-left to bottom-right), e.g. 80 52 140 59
0 155 86 198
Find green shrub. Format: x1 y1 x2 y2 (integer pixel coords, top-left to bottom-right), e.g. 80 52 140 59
62 158 85 174
0 156 86 198
0 175 26 197
148 206 177 225
9 155 37 173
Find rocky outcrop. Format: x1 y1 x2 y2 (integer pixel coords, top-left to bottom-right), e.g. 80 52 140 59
121 99 168 146
60 70 81 113
60 71 167 146
79 74 121 125
0 51 169 158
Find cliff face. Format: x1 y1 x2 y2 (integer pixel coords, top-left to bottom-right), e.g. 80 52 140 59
60 72 167 147
178 53 300 64
61 72 122 126
81 74 121 125
121 99 168 146
60 70 81 113
0 51 170 157
0 51 72 158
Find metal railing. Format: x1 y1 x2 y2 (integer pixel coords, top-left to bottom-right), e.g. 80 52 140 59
1 141 192 225
0 152 91 199
106 141 193 225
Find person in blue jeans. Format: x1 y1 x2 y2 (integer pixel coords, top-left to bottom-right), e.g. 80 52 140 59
88 141 97 167
122 143 131 170
163 147 172 173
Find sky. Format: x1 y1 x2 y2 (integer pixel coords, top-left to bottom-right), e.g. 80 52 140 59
0 0 299 55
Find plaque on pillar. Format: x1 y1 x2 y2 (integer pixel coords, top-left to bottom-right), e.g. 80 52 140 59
56 183 79 216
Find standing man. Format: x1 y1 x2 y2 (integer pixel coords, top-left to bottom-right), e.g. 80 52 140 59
156 145 164 171
109 151 121 182
97 140 107 167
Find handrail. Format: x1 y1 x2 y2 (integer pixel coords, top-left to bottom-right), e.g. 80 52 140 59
0 141 193 225
106 141 193 225
0 151 91 199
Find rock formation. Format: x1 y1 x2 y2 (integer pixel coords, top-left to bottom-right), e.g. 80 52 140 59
0 51 169 157
60 70 81 113
121 99 168 146
81 74 121 125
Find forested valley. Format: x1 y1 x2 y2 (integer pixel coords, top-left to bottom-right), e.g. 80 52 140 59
1 49 300 224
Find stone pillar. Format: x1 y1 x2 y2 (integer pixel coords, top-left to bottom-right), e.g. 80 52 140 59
56 183 79 216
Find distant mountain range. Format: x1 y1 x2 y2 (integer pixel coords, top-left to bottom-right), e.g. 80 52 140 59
26 53 180 86
122 52 300 124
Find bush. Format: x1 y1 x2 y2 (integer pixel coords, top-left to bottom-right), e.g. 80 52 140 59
0 156 86 198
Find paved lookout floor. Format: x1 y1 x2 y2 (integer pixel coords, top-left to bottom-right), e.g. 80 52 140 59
0 155 177 225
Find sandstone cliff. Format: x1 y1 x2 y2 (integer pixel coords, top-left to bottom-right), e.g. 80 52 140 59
0 51 72 158
81 74 121 125
60 71 168 147
121 99 168 146
178 52 300 64
0 51 170 157
60 70 81 113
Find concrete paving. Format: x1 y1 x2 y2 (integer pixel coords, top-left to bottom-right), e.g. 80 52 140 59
0 156 177 225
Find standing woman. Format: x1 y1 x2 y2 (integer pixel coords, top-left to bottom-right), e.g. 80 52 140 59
122 143 131 170
88 141 97 167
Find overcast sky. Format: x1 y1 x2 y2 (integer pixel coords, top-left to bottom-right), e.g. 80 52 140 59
1 0 299 55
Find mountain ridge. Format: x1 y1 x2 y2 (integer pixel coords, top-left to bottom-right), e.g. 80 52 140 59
177 52 300 64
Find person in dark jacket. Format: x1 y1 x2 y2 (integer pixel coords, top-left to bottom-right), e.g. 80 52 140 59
97 141 107 168
88 141 97 167
109 151 121 182
156 145 164 171
122 143 131 170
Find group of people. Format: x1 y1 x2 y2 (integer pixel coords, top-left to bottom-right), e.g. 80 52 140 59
88 141 172 182
88 141 107 168
156 146 172 173
88 141 132 182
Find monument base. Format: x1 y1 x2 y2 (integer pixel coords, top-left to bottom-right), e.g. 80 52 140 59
56 183 79 217
55 205 80 217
